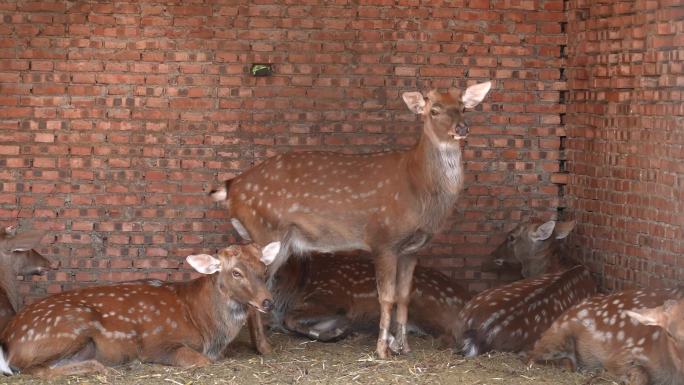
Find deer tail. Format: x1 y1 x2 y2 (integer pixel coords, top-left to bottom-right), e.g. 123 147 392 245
209 178 234 202
0 345 13 375
461 329 487 357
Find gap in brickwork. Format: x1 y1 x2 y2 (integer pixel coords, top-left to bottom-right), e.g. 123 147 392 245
556 0 570 222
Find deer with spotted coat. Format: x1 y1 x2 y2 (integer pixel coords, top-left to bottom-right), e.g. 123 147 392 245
0 226 52 331
210 81 492 357
460 220 597 356
530 288 684 385
0 243 278 378
269 252 471 347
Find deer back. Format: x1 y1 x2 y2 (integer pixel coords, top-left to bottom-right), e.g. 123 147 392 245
461 265 596 356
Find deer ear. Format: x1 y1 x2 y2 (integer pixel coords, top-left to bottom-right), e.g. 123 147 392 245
554 220 576 239
625 304 670 328
402 92 426 114
530 221 556 242
625 299 677 329
260 242 280 266
462 81 492 109
3 226 16 237
186 254 222 275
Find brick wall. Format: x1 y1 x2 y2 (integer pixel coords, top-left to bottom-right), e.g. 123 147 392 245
564 0 684 290
0 0 566 299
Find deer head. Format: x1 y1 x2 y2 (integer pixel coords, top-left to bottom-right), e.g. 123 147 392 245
402 81 492 147
481 220 576 277
187 242 279 313
0 226 51 277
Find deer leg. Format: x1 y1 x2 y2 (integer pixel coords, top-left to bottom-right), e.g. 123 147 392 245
284 312 352 342
247 307 272 355
392 255 417 354
374 250 398 359
25 360 108 379
149 346 212 368
622 366 650 385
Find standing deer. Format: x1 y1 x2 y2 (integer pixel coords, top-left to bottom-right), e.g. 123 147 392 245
460 220 597 356
530 288 684 385
0 226 52 330
210 81 492 357
0 243 278 378
269 252 471 348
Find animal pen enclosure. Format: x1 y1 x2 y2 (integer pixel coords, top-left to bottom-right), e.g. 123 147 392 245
0 0 682 384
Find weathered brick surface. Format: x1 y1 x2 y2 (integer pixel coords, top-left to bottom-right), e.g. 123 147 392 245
0 0 566 299
565 0 684 290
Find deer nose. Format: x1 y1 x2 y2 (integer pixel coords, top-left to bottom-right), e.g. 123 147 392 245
457 121 469 136
262 299 274 312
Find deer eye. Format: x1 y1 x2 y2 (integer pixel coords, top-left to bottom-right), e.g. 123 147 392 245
507 235 515 242
430 109 439 116
232 270 243 279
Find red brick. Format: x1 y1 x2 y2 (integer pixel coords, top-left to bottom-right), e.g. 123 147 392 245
2 0 586 298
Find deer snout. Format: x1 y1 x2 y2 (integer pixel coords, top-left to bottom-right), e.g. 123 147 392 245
456 121 469 137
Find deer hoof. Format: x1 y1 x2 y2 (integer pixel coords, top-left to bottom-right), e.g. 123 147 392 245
257 340 273 355
376 336 395 359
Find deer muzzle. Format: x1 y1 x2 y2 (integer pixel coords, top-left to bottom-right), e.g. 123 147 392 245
450 121 469 140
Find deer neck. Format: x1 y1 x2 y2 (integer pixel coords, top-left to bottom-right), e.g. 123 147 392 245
521 241 565 277
408 128 464 195
176 275 246 359
664 337 684 380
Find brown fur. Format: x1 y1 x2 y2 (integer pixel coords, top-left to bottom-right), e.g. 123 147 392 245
270 252 471 347
480 220 577 278
0 227 52 331
211 82 491 357
461 266 596 356
460 220 596 356
530 288 684 385
0 244 271 378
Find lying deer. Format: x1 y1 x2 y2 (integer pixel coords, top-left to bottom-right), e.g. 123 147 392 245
0 243 278 378
269 252 471 348
530 288 684 385
211 81 492 357
0 226 52 330
460 220 597 356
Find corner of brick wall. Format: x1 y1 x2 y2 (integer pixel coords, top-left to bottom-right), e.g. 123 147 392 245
564 0 684 291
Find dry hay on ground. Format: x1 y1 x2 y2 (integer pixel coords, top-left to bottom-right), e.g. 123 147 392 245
0 332 618 385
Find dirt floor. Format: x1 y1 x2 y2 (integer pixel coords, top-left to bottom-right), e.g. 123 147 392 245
0 331 619 385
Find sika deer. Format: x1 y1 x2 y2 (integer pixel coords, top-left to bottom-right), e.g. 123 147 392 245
460 220 597 356
0 226 52 330
530 288 684 385
270 252 471 348
0 243 278 378
211 81 492 357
